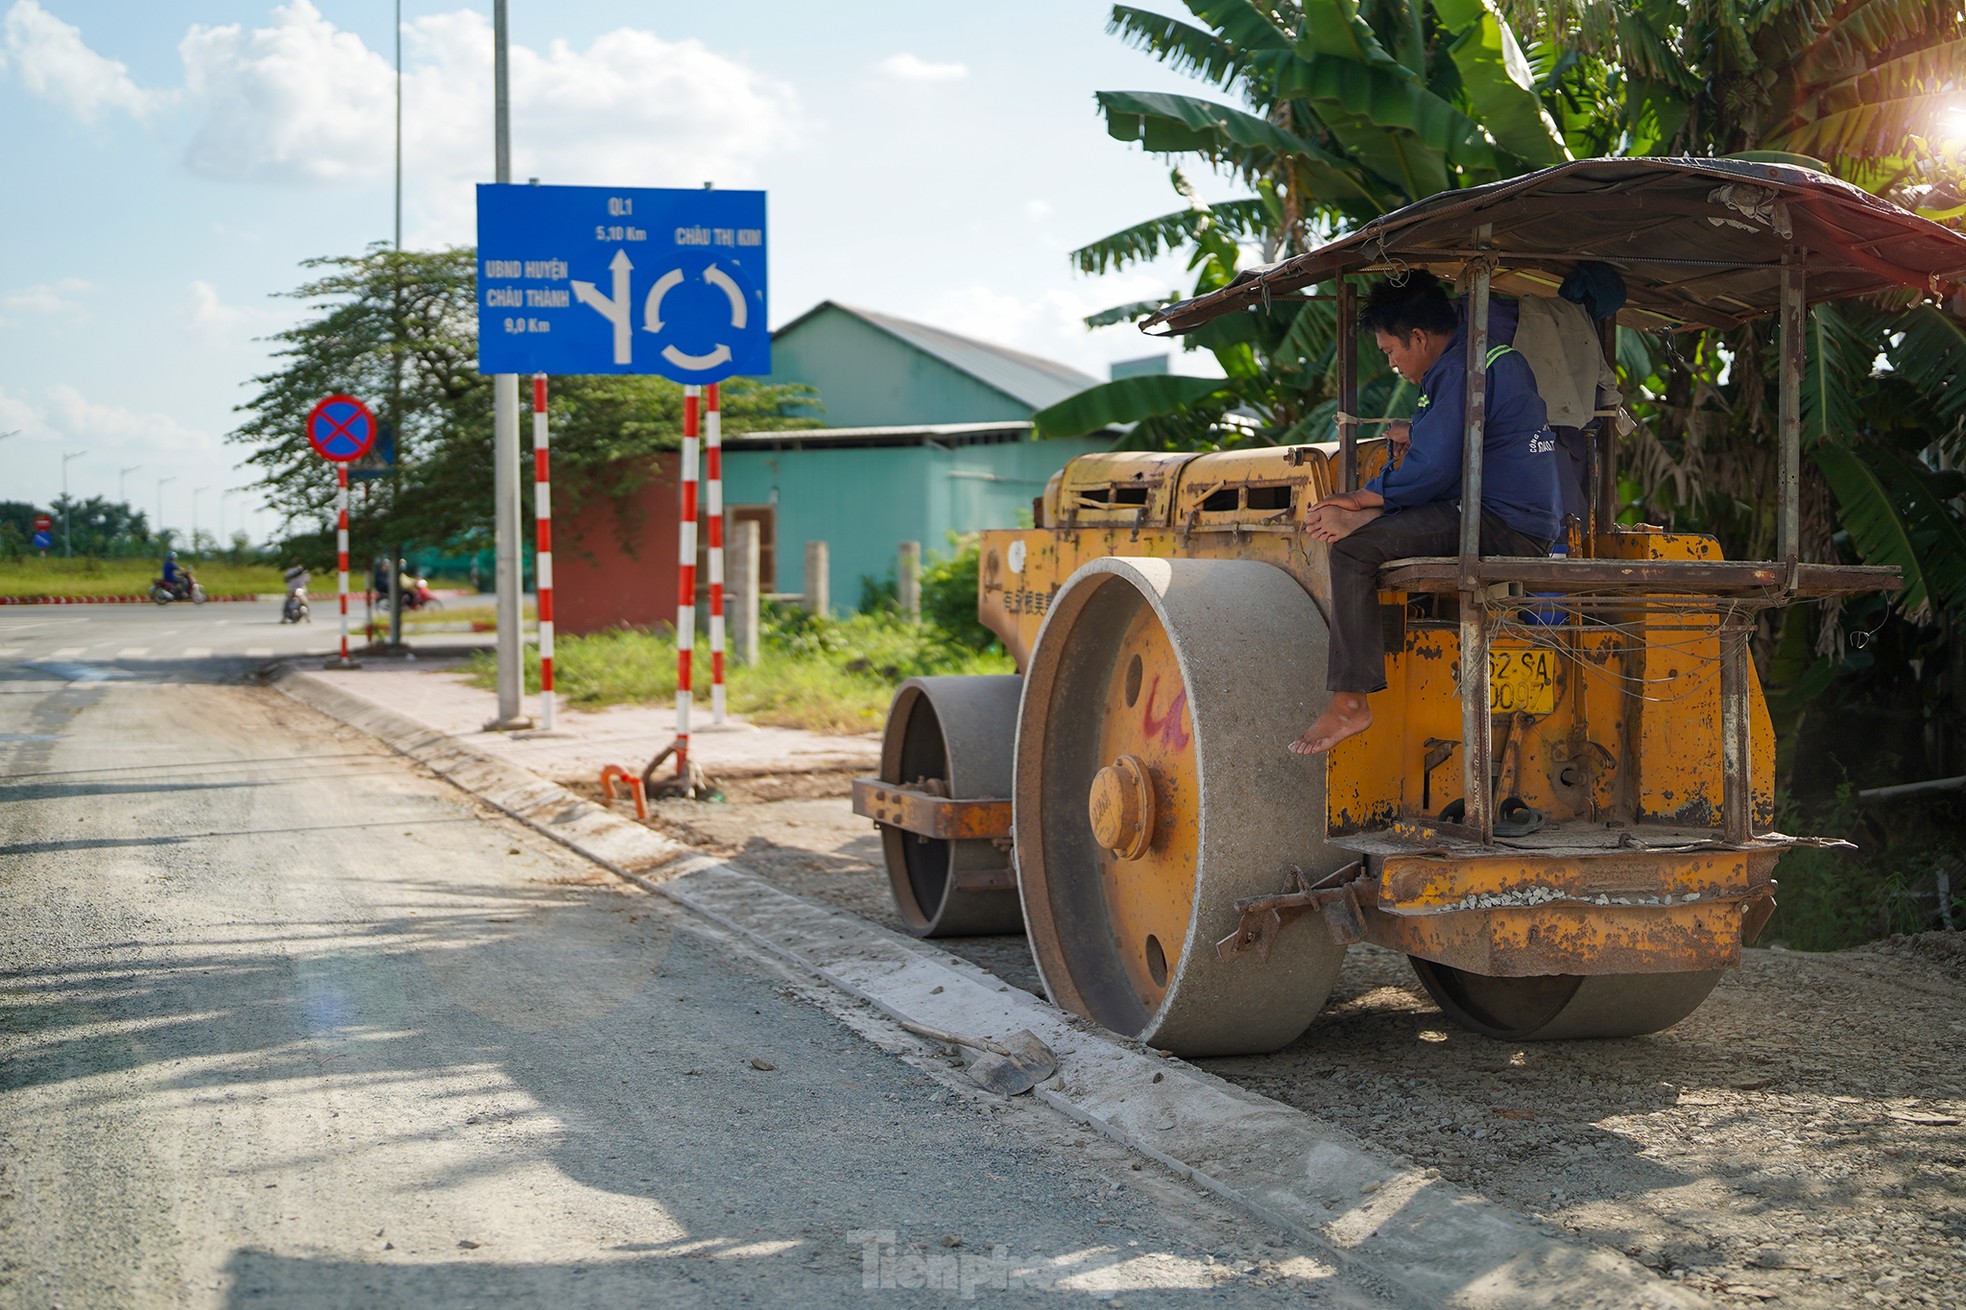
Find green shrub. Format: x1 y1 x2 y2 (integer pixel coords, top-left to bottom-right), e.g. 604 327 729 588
1768 786 1962 950
921 534 997 652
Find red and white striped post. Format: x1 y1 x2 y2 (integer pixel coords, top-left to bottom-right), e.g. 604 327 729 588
335 463 351 664
705 382 727 723
673 385 701 773
532 373 555 730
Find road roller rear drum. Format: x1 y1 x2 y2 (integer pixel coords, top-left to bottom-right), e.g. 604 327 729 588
870 675 1024 938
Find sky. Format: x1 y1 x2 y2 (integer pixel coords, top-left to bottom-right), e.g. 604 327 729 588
0 0 1245 544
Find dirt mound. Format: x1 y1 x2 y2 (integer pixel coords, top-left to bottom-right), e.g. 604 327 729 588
1859 928 1966 983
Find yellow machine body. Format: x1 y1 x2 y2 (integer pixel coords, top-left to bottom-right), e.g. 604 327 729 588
974 440 1779 980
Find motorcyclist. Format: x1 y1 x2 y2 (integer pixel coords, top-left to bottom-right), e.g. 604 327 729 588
282 563 310 622
160 550 195 600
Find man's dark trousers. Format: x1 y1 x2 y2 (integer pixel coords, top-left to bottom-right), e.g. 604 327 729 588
1326 501 1551 692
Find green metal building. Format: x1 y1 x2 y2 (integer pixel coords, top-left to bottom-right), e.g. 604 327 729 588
724 303 1114 609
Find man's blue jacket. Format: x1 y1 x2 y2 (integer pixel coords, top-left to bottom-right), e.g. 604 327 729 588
1365 322 1563 543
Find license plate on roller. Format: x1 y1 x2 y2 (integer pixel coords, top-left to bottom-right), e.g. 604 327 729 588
1488 648 1555 715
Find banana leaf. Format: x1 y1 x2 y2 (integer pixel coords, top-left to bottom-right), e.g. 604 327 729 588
1434 0 1570 168
1094 90 1383 209
1034 374 1234 439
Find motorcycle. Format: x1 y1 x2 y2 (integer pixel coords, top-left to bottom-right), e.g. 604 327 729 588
401 574 442 612
150 575 206 605
281 569 311 623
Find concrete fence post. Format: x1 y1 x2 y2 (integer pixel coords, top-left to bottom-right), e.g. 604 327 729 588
803 540 829 617
731 518 761 666
898 540 921 621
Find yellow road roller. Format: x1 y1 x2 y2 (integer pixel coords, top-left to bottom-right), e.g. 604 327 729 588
852 158 1966 1057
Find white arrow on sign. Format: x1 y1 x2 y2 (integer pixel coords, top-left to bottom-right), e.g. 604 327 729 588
641 268 684 334
703 263 748 330
662 343 734 370
571 249 634 364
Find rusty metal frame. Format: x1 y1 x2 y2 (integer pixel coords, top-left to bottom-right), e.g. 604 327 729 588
851 777 1012 841
1460 235 1495 843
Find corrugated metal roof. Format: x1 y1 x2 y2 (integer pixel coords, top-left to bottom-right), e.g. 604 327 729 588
775 301 1099 411
724 420 1040 450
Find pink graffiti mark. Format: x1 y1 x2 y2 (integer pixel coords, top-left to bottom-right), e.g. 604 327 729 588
1140 675 1192 751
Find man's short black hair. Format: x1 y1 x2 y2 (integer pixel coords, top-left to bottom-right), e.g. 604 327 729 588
1359 274 1457 339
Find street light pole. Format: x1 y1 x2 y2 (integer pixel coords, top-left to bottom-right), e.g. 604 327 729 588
61 450 87 558
157 476 176 547
120 464 141 506
488 0 527 727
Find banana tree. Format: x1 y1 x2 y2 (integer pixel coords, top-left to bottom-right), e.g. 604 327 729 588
1040 0 1568 443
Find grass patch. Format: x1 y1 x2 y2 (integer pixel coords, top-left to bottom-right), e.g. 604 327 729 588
0 557 283 597
399 602 532 629
463 607 1013 735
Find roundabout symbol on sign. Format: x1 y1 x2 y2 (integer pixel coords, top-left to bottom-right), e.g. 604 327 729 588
305 394 377 463
641 263 748 372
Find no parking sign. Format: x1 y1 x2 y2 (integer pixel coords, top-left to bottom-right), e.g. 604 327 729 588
305 395 377 463
304 393 374 668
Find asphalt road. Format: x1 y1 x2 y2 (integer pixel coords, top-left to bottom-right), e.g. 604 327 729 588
0 606 1388 1308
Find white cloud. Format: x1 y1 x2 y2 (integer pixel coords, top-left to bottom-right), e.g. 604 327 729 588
45 384 216 458
184 280 284 339
1 277 96 323
178 0 394 185
2 0 161 122
876 52 968 83
173 3 798 244
1025 199 1054 221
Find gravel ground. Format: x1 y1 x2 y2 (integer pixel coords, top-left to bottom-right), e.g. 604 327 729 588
635 786 1966 1310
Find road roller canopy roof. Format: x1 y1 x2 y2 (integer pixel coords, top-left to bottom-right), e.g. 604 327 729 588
1144 157 1966 336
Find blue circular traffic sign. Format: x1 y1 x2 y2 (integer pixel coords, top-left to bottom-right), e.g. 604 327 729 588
305 394 377 462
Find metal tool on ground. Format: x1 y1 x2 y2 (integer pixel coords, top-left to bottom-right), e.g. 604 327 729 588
640 740 718 803
899 1020 1057 1097
598 764 647 820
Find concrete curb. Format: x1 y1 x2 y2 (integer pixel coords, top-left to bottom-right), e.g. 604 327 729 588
0 593 265 606
270 664 1710 1310
0 588 477 607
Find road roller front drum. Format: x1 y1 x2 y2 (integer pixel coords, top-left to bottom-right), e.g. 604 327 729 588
1014 557 1354 1058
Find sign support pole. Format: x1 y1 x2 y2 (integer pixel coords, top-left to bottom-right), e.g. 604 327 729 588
533 373 555 731
707 382 726 724
674 386 700 774
331 463 358 669
486 0 528 729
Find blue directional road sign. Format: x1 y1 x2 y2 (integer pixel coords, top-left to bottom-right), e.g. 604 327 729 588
476 184 768 383
31 531 50 552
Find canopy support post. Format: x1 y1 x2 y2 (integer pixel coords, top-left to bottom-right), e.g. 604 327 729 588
1459 234 1494 844
1778 255 1805 591
1337 277 1359 492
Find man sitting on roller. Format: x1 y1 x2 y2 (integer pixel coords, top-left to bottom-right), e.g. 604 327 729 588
1289 274 1562 756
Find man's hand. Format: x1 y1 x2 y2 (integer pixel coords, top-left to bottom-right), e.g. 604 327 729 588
1386 420 1411 463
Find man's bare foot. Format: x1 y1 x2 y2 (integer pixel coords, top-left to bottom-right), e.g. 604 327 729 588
1287 693 1372 755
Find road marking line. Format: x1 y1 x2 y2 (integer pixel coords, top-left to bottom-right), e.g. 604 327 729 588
117 647 150 658
245 647 274 658
52 647 84 657
0 646 22 657
184 646 213 658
